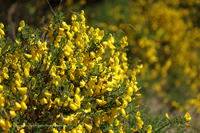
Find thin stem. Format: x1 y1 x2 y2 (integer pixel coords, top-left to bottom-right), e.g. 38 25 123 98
45 0 55 15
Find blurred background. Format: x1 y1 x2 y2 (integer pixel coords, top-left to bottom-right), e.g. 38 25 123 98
1 0 200 132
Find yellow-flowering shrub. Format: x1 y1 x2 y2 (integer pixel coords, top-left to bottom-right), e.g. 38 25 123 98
0 10 191 132
85 0 200 116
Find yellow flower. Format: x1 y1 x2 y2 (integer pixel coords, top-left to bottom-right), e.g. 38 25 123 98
84 123 92 131
52 128 59 133
49 66 56 77
71 14 77 21
185 124 191 128
122 99 128 108
25 54 32 58
0 23 4 29
24 62 31 77
184 112 191 121
21 102 27 110
18 27 22 32
131 128 137 132
15 102 21 110
17 87 27 95
90 51 95 59
69 103 79 111
136 111 141 117
15 80 21 87
74 94 81 105
0 84 3 91
62 21 69 29
40 97 48 104
43 27 48 31
121 108 126 116
0 96 5 107
96 99 107 106
96 129 102 133
147 125 153 133
20 129 25 133
3 67 9 79
45 91 52 100
165 113 169 119
0 119 6 128
80 80 86 88
108 129 114 133
19 20 25 27
70 73 75 80
9 110 17 118
22 95 28 102
136 105 140 108
5 119 12 129
0 29 5 35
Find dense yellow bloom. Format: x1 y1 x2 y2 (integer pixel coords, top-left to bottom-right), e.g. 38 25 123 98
0 8 190 132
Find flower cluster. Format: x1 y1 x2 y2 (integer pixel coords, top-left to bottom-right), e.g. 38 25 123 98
0 8 193 132
85 0 200 118
0 10 142 132
131 111 144 132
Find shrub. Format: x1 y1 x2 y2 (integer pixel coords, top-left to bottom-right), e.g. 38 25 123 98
0 10 191 133
82 0 200 115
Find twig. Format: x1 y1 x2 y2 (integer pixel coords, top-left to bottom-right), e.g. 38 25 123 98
116 29 126 34
45 0 55 15
125 23 137 31
56 0 63 13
